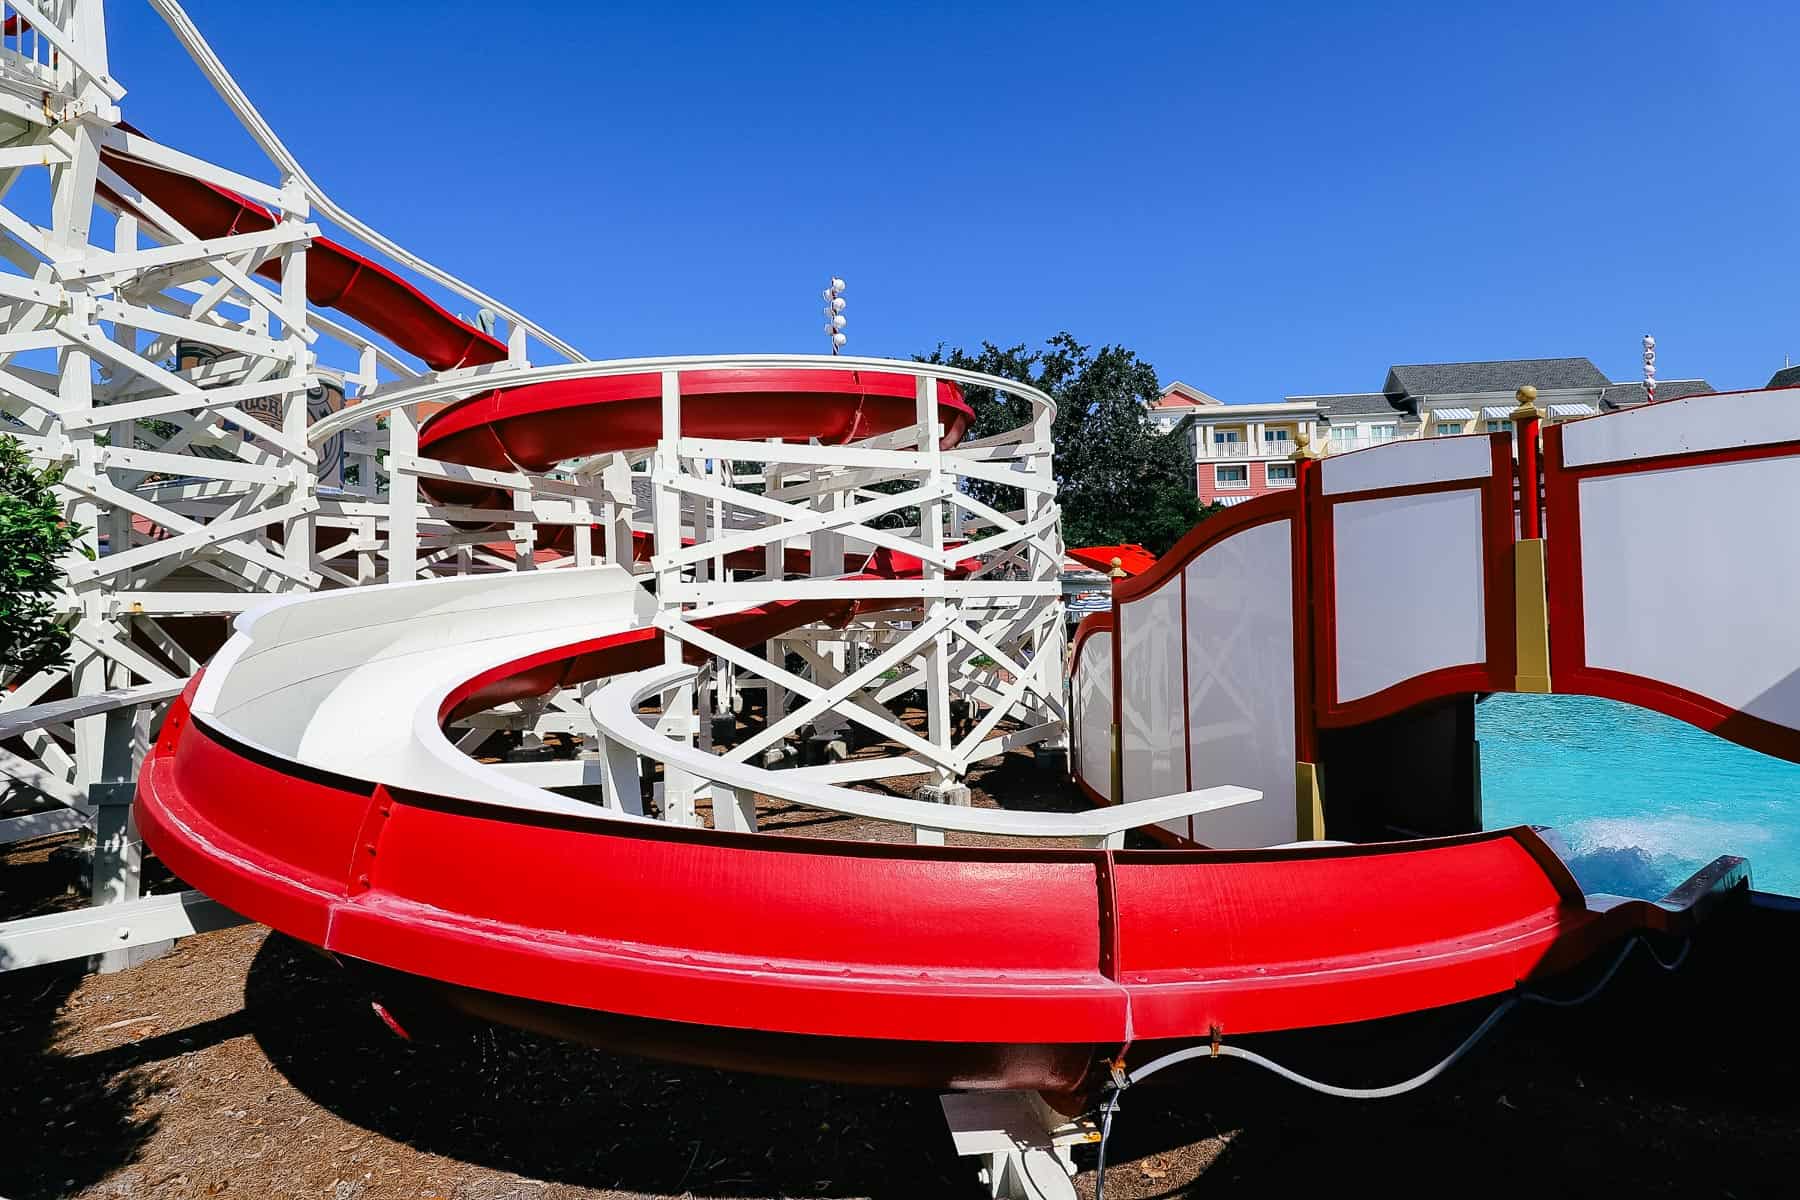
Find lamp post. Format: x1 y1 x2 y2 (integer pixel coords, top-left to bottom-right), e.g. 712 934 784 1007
821 277 847 354
1643 334 1657 405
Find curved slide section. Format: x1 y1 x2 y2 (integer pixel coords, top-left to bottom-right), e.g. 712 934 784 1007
138 464 1751 1092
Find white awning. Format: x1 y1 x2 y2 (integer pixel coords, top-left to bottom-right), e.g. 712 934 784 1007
1482 405 1514 419
1549 403 1597 417
1432 407 1476 420
1216 495 1254 507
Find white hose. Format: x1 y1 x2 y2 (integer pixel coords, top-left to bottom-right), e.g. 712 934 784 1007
1092 935 1690 1200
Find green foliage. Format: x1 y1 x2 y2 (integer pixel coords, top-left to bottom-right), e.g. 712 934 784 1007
0 435 83 674
922 333 1216 556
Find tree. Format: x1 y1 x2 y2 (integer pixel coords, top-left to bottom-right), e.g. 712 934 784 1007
922 333 1217 556
0 435 83 674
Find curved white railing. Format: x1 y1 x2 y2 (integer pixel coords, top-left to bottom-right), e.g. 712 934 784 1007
587 663 1258 847
308 353 1058 447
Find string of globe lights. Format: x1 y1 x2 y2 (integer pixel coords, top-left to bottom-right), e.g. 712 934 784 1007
822 277 847 352
1642 333 1656 404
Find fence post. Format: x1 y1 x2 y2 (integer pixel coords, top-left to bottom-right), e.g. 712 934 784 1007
1511 386 1552 692
1290 430 1326 841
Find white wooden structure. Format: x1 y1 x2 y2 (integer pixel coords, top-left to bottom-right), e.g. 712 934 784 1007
0 0 1076 970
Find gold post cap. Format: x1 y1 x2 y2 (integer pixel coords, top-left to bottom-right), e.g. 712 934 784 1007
1108 556 1128 579
1289 427 1318 461
1510 384 1543 420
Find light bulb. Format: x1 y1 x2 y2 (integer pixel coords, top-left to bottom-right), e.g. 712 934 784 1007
831 277 846 292
821 288 835 301
831 314 847 329
831 297 846 312
824 322 838 334
831 332 847 347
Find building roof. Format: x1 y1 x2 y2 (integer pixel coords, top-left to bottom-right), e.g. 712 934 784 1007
1768 366 1800 390
1598 379 1714 411
1288 391 1416 421
1383 357 1611 398
1152 380 1223 409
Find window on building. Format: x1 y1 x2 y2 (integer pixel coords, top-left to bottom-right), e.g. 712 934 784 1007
1435 423 1464 437
1330 427 1357 444
1264 428 1290 441
1215 464 1249 487
1370 424 1397 441
1213 430 1241 443
1485 419 1513 434
1266 462 1297 484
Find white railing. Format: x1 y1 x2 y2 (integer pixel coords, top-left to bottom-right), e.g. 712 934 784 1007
1203 439 1300 459
587 663 1258 848
0 680 246 973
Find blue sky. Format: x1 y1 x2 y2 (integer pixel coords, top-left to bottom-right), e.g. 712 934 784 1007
104 1 1799 400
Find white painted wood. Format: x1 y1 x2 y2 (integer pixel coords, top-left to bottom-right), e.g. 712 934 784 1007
1561 387 1800 468
591 664 1256 843
1332 489 1487 702
1184 518 1299 848
1119 582 1184 816
1578 456 1800 728
0 889 244 971
1320 433 1494 495
1074 631 1113 800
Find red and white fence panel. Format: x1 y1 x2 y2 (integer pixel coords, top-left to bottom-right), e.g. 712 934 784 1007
1544 387 1800 761
1073 494 1309 847
1309 433 1517 727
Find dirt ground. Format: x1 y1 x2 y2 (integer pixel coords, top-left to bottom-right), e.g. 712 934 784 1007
6 748 1800 1200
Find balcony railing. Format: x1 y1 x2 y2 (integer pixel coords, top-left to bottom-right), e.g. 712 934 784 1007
1207 439 1300 458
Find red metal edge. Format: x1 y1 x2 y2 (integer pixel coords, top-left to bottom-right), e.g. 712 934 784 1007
136 690 1747 1079
1311 434 1517 728
1112 492 1298 604
1544 424 1800 763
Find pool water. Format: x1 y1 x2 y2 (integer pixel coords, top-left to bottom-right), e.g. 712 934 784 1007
1477 693 1800 899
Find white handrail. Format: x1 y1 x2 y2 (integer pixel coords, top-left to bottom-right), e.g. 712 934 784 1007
143 0 583 363
0 679 184 741
308 353 1060 446
588 663 1258 846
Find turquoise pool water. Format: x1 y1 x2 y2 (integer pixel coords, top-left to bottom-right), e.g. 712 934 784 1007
1477 693 1800 899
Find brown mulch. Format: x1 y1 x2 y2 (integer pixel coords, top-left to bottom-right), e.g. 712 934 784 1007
5 745 1800 1199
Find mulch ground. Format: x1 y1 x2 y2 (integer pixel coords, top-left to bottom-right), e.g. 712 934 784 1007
5 745 1800 1199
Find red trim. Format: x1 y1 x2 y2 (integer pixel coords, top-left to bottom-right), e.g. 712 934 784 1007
1113 492 1298 603
1516 413 1543 539
1543 423 1800 763
1311 434 1517 728
1291 458 1318 764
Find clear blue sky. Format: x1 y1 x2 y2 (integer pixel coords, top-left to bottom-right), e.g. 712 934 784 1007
106 1 1799 400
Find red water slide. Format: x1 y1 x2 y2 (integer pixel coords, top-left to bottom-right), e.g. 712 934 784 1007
129 151 1750 1095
